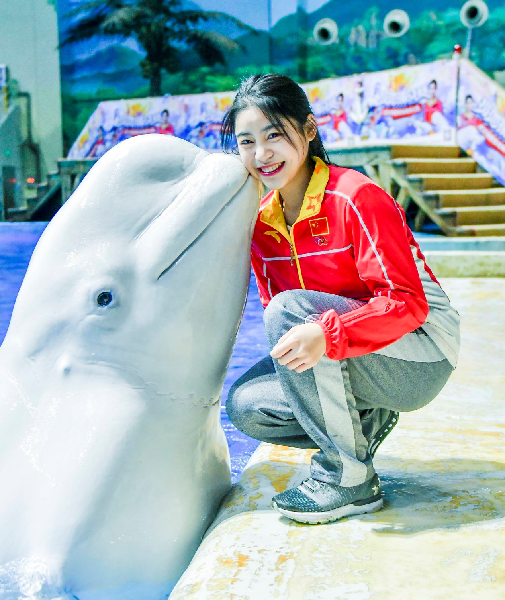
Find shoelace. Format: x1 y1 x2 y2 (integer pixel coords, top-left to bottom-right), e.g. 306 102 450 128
300 478 322 494
300 478 338 503
301 478 349 505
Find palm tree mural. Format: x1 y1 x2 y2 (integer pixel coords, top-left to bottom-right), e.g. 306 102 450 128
61 0 254 96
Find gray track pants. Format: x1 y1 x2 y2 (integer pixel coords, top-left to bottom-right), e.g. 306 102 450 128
227 290 453 487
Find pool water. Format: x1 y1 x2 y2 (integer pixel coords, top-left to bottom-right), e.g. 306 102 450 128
0 222 268 482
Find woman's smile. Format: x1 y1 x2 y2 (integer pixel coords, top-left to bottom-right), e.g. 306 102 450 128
257 162 285 176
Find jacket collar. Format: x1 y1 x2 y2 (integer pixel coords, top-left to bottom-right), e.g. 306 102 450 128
260 157 330 237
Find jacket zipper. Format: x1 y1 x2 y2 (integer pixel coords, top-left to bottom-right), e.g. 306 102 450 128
288 224 306 289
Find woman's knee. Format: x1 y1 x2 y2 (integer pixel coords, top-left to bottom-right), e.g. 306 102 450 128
264 291 293 320
263 290 308 335
226 381 259 435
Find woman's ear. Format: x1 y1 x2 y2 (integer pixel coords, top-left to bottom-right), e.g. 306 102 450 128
305 114 318 142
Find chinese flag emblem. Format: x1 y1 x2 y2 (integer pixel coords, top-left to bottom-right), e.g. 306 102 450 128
309 217 329 237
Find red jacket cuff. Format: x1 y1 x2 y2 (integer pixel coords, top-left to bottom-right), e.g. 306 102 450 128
315 310 348 360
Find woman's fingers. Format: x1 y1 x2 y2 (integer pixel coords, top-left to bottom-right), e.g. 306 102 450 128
282 355 307 371
276 347 299 365
270 335 297 358
272 324 306 352
275 329 293 346
271 323 326 370
270 342 290 359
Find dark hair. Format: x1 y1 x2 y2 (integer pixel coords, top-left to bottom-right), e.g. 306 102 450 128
429 79 437 87
465 94 473 101
221 74 331 165
161 109 169 116
337 93 344 100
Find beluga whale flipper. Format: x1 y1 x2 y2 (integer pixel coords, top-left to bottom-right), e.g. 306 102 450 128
0 135 259 599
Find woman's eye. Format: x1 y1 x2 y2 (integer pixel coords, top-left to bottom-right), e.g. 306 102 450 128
268 132 281 140
239 139 253 145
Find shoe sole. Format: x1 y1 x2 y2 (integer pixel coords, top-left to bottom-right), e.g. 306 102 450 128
368 411 399 458
272 496 383 525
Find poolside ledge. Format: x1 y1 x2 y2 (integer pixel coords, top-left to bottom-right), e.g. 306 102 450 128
170 278 505 600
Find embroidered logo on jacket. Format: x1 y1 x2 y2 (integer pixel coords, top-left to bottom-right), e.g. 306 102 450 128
264 230 281 243
309 217 329 237
306 194 321 212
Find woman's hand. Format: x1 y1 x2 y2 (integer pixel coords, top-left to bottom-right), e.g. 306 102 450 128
270 323 327 373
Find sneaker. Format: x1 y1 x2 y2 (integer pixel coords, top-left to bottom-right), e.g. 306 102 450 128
272 473 383 524
368 411 399 458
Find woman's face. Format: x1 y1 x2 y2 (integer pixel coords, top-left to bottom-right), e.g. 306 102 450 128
234 106 314 193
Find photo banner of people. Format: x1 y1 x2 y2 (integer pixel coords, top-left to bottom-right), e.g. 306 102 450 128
302 60 457 147
457 59 505 186
70 59 488 166
68 91 234 159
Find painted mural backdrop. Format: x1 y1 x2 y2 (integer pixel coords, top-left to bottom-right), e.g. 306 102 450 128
57 0 505 152
69 59 458 159
457 60 505 184
69 92 234 158
304 59 457 146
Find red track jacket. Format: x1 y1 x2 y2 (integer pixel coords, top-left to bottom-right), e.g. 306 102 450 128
251 158 439 361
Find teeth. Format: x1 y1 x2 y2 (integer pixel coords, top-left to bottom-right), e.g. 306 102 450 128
260 163 282 173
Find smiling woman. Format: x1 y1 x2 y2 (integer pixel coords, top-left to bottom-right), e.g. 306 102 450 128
235 106 316 225
221 74 330 225
220 73 460 526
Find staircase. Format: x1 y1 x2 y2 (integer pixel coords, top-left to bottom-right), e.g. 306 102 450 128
7 171 61 222
388 145 505 236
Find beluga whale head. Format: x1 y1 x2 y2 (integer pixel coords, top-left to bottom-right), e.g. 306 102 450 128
0 134 259 599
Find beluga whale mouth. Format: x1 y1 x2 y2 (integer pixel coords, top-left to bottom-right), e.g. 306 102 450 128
0 134 260 599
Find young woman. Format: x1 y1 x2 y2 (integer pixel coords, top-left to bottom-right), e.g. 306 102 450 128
221 74 460 525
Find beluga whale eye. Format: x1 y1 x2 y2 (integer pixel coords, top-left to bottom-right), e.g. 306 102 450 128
96 291 113 307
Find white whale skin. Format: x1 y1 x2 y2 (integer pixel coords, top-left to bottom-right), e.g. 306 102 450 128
0 134 260 599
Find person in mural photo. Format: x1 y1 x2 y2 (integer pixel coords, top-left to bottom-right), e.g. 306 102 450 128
366 82 390 140
88 125 107 158
419 79 449 135
221 74 460 525
349 80 369 138
458 94 485 154
459 94 482 128
157 109 175 135
331 93 352 142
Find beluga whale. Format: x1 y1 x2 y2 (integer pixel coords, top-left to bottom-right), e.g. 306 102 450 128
0 134 259 599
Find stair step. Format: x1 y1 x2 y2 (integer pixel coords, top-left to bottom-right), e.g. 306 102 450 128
436 205 505 226
6 207 28 218
454 223 505 236
391 158 477 174
409 173 496 190
391 145 462 159
423 188 505 208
